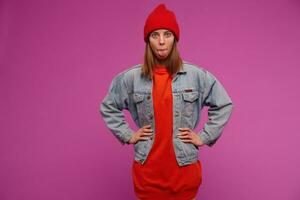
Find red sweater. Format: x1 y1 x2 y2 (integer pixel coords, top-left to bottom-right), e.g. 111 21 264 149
132 66 202 200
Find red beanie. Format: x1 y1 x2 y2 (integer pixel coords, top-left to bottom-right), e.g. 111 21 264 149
144 4 180 42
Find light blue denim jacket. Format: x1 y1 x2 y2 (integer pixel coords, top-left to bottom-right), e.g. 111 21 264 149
100 61 234 166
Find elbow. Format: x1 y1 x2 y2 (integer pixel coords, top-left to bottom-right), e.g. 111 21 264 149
226 101 234 119
228 101 234 110
229 101 234 112
99 100 107 117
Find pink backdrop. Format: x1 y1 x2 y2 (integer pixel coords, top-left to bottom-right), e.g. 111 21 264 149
1 0 300 199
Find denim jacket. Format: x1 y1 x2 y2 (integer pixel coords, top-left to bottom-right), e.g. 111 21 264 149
100 61 234 166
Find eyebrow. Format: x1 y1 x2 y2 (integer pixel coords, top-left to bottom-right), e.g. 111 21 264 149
152 30 171 34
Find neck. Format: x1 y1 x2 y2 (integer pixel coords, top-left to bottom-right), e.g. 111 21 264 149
154 58 168 67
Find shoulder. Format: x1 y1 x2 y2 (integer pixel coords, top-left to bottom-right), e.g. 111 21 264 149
110 64 142 82
108 64 143 91
182 60 218 84
114 64 142 78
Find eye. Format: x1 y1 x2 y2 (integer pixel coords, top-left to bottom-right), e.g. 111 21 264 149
151 33 158 39
165 32 172 37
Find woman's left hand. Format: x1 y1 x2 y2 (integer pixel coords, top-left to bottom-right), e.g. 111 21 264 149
177 127 204 147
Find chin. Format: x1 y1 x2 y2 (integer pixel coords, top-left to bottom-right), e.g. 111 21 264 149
157 56 167 60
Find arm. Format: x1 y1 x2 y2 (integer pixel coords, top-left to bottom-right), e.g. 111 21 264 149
100 73 134 145
198 70 234 147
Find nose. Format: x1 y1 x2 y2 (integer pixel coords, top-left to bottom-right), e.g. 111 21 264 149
159 35 165 45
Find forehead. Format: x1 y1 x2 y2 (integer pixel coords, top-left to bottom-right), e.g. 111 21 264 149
151 29 172 34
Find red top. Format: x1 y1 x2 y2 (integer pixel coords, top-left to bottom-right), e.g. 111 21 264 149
132 66 202 200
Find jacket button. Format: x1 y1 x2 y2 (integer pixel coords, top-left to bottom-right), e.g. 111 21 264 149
149 115 153 119
147 96 151 100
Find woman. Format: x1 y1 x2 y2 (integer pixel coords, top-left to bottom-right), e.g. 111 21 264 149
100 4 234 200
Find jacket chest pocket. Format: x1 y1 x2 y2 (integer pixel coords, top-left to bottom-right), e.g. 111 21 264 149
133 93 152 126
182 91 199 117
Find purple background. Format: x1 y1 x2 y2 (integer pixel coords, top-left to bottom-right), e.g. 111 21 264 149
1 0 300 199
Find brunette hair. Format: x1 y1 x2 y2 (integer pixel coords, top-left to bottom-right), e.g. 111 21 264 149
142 39 183 79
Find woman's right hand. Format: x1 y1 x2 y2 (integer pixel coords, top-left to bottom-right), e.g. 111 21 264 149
127 125 154 144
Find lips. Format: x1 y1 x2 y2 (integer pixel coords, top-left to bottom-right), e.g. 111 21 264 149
157 49 168 58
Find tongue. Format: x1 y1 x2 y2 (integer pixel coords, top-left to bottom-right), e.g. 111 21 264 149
158 50 167 58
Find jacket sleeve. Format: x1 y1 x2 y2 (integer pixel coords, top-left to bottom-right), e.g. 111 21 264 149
100 73 134 145
198 70 234 147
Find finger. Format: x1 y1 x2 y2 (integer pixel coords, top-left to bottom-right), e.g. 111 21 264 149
141 132 153 136
178 131 191 136
179 127 191 131
178 134 191 139
142 128 153 133
142 125 151 128
181 139 192 143
139 134 152 140
139 132 153 138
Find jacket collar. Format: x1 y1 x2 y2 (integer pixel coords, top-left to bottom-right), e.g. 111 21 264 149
177 65 187 74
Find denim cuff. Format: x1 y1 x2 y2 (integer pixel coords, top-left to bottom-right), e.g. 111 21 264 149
121 128 134 145
198 130 215 147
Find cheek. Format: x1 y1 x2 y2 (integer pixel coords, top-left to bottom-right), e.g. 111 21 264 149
167 39 174 48
149 39 157 47
168 43 174 53
149 42 158 53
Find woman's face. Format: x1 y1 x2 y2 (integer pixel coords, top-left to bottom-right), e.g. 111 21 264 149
149 29 175 60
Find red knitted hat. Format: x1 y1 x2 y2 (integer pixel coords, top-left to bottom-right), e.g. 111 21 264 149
144 4 180 42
